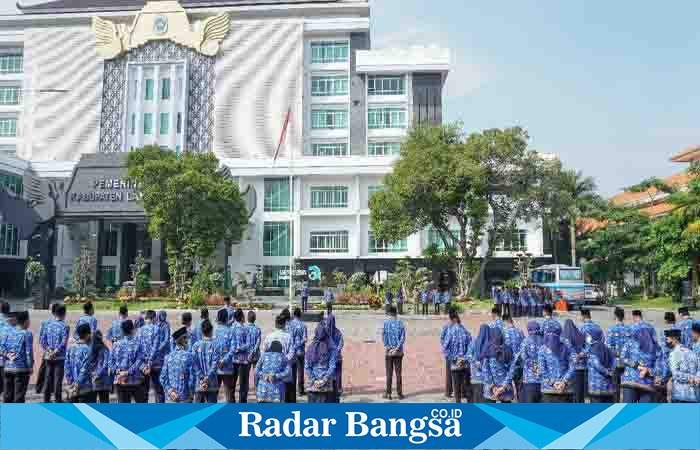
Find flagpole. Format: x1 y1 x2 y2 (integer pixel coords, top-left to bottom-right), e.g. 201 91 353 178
274 107 294 311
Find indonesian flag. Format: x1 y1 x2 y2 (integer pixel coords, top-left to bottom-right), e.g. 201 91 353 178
273 107 292 162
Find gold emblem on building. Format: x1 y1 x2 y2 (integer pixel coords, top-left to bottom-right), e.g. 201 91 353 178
92 0 230 59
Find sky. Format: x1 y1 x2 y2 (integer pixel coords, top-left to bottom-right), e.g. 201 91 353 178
370 0 700 196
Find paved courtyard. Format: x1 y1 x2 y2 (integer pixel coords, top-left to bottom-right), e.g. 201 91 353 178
15 305 677 403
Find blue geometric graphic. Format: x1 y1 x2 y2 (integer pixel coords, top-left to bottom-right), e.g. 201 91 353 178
476 404 563 448
475 427 538 449
163 426 226 449
138 404 225 448
40 404 114 446
543 404 625 449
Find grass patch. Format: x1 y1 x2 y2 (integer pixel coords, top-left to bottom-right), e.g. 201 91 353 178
607 294 678 311
66 299 178 311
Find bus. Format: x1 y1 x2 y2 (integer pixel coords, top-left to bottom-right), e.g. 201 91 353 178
531 264 586 308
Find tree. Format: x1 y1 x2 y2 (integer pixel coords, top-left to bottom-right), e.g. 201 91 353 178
126 146 248 299
560 170 598 266
72 246 93 298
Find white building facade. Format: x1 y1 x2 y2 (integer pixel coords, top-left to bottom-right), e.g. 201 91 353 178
0 0 551 295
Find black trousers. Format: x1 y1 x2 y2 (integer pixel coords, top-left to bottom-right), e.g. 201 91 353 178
522 383 541 403
542 393 573 403
195 391 219 403
285 362 297 403
3 372 30 403
144 368 164 403
308 391 333 403
421 304 429 315
502 303 511 317
218 374 234 403
295 354 305 394
385 355 403 396
96 390 110 403
232 363 250 403
397 303 403 315
44 360 65 403
445 359 453 397
589 394 615 403
116 385 146 403
72 391 98 403
613 367 623 402
333 359 343 402
622 386 655 403
434 303 441 314
574 369 586 403
471 383 483 403
451 369 469 403
301 297 308 312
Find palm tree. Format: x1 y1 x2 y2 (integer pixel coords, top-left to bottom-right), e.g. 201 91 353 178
561 170 598 266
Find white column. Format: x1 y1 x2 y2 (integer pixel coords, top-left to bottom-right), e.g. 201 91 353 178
353 175 361 258
179 65 188 150
169 65 177 150
153 65 160 147
134 66 144 149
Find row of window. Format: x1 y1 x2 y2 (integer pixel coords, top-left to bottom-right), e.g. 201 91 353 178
311 107 407 130
140 78 174 102
263 180 384 212
425 228 529 252
130 113 183 136
0 118 17 137
0 173 23 196
0 87 20 105
0 55 22 75
303 142 401 157
310 75 406 97
0 223 19 256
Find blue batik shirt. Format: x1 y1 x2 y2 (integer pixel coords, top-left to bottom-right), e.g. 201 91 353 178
256 352 290 402
421 291 429 304
482 356 514 401
668 345 700 402
213 324 234 375
441 324 471 370
561 337 586 371
156 320 171 365
305 346 338 393
519 289 529 306
106 319 124 344
0 321 14 367
503 326 524 360
109 335 145 385
586 353 615 396
41 319 69 361
488 319 503 330
332 330 344 361
228 322 252 364
467 341 482 384
541 318 559 333
607 323 629 367
74 315 98 341
160 346 195 402
288 318 307 356
621 339 657 391
510 336 542 384
64 341 93 394
192 337 221 392
382 319 406 354
224 306 236 327
679 319 694 348
4 328 33 372
246 323 262 363
93 346 112 391
137 322 161 369
440 324 451 360
537 341 576 394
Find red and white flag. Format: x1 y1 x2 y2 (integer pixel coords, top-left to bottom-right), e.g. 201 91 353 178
273 107 292 162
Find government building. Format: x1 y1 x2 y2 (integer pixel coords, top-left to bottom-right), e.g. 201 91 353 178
0 0 553 297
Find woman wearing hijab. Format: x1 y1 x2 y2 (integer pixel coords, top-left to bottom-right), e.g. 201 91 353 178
561 319 587 403
621 325 658 403
305 320 339 403
441 309 471 403
481 327 514 403
538 321 576 403
91 331 112 403
326 315 344 402
585 327 615 403
510 321 543 403
255 340 290 403
467 324 490 403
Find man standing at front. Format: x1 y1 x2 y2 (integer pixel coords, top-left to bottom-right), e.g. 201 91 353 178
301 282 310 312
264 315 295 403
4 311 33 403
138 310 165 403
382 306 406 400
678 307 694 348
41 304 69 403
229 309 252 403
288 307 308 396
664 329 699 403
110 320 146 403
160 327 195 403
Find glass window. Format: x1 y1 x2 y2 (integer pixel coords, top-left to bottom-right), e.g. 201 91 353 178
176 113 182 134
0 55 22 74
307 142 348 157
100 226 118 257
0 145 16 157
496 229 528 252
368 185 385 201
0 87 20 105
311 109 348 129
264 178 292 212
143 113 153 135
0 172 22 196
309 231 349 253
98 266 117 288
368 76 406 95
311 76 348 96
0 222 19 256
427 228 458 250
161 78 171 100
368 142 401 156
310 186 348 208
0 118 17 137
145 79 154 101
263 222 292 257
559 268 583 282
311 42 349 64
263 265 289 288
160 113 169 135
369 233 408 253
368 108 407 129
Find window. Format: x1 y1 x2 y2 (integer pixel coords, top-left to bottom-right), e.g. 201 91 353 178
368 185 385 200
427 228 458 250
98 266 117 288
309 231 349 253
145 79 154 101
311 76 348 96
368 142 401 156
0 222 19 256
311 109 348 129
0 173 23 196
368 108 407 129
311 42 349 64
368 76 406 95
308 143 348 157
559 269 583 282
263 222 292 257
369 233 408 253
100 226 118 257
496 229 528 252
161 78 171 100
0 118 17 137
176 113 182 134
0 55 22 74
264 178 292 212
263 266 289 288
130 114 136 135
143 113 153 135
0 145 16 157
310 186 348 208
133 80 138 99
160 113 169 135
0 87 20 105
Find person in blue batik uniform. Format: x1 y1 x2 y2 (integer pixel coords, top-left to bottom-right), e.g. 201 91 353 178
538 320 576 403
395 287 404 315
382 306 406 400
488 307 503 330
441 308 471 403
74 302 98 341
256 340 291 403
157 310 171 356
579 309 602 342
493 286 502 317
305 319 338 403
41 304 69 403
192 308 209 344
110 320 146 403
138 310 165 403
481 326 514 403
324 288 335 309
160 327 195 403
541 304 558 332
562 319 587 403
264 314 295 402
220 297 234 327
663 329 700 403
192 319 221 403
106 305 128 345
468 324 489 403
134 311 145 330
3 311 33 403
501 288 512 318
621 323 658 403
228 308 252 403
91 331 111 403
246 311 262 388
327 313 344 402
64 323 95 403
678 307 694 348
510 321 543 403
519 288 529 318
421 288 430 316
440 315 453 398
213 308 234 403
585 327 615 402
502 315 524 398
608 307 628 402
288 308 308 396
692 323 700 355
174 311 194 350
0 308 15 399
301 281 310 312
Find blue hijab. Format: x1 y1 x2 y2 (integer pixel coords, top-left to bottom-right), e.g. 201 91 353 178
485 327 512 362
588 327 614 369
562 319 585 352
634 326 656 354
527 320 543 346
306 321 331 366
544 324 564 357
474 324 491 360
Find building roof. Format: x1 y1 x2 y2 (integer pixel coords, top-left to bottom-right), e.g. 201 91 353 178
610 171 689 207
356 46 450 74
17 0 345 13
671 145 700 163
